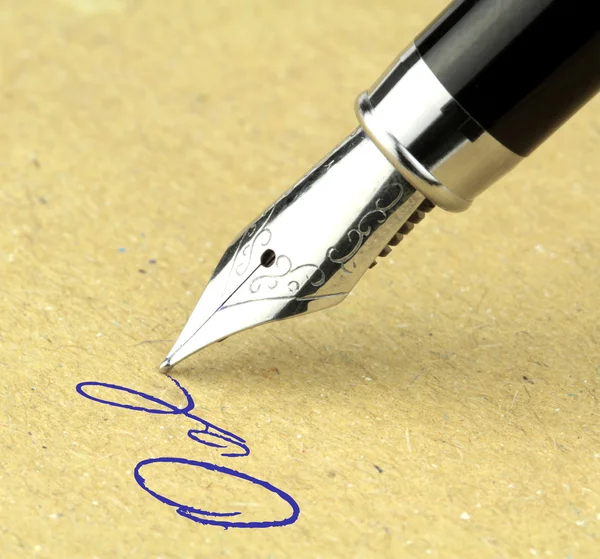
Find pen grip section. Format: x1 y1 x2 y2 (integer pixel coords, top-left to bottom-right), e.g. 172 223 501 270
415 0 600 156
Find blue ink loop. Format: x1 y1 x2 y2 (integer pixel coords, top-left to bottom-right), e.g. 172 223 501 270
187 430 228 449
183 416 249 458
134 457 300 529
186 429 250 458
75 379 194 414
75 376 249 457
75 376 298 528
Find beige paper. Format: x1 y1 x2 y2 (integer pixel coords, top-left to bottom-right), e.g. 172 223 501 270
2 0 600 557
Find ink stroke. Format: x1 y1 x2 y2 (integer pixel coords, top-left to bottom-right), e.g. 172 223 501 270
76 375 300 529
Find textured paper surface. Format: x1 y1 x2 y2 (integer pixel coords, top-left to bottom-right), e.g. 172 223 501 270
1 1 600 557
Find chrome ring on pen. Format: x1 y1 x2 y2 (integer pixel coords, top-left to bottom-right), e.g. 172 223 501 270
356 44 522 213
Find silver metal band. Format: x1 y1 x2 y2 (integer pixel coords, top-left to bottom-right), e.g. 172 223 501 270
356 44 523 212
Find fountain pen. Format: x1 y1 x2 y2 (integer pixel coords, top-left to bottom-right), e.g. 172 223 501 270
160 0 600 372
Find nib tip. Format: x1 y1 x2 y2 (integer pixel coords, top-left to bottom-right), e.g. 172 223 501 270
159 358 173 374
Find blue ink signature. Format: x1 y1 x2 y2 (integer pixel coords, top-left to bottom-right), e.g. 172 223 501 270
76 376 300 529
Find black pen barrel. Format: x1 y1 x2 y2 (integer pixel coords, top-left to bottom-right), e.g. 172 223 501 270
415 0 600 156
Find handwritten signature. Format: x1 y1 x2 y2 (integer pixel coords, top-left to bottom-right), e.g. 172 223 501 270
76 376 300 529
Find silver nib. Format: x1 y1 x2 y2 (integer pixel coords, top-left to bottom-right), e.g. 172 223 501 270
161 128 426 370
159 358 172 374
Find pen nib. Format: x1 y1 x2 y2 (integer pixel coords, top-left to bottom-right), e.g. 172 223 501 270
160 128 428 371
159 358 173 374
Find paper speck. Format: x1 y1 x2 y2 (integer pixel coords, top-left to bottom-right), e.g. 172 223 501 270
49 514 58 519
460 512 471 520
118 247 126 253
576 520 585 526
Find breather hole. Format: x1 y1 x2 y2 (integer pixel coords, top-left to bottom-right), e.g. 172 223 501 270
261 249 276 268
